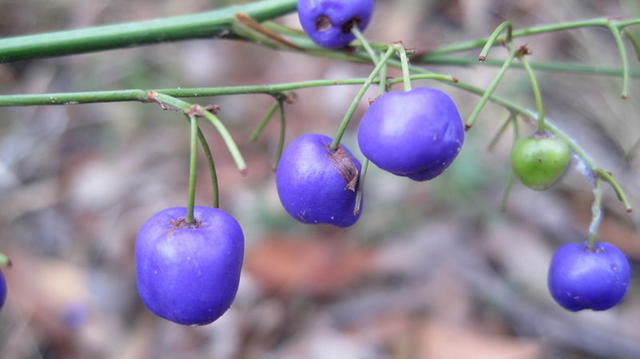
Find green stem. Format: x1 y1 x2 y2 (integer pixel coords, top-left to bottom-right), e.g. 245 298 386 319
379 61 388 95
186 115 199 223
329 46 395 150
354 158 369 216
518 53 546 132
488 113 514 152
623 29 640 61
153 93 247 173
251 100 280 141
587 177 603 249
272 100 286 170
395 44 413 91
500 173 515 212
0 75 457 107
352 27 379 64
479 21 512 61
0 0 297 62
608 24 631 98
196 128 219 208
594 169 632 212
466 46 519 129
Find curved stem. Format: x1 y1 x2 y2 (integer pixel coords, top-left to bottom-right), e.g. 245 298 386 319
518 53 546 132
196 128 219 208
608 24 631 99
0 0 297 62
488 113 514 152
395 44 413 91
479 21 512 61
623 29 640 61
587 177 603 249
466 45 519 129
186 115 199 223
251 100 280 141
329 45 395 150
352 27 379 64
272 100 286 170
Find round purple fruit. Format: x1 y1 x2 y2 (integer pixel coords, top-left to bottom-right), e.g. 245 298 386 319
548 241 630 311
297 0 375 48
276 133 361 227
136 206 244 325
357 88 464 181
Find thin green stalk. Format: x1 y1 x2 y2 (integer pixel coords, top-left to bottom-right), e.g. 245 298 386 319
466 46 519 129
594 169 632 212
479 21 512 61
354 158 369 216
500 173 515 212
0 75 456 107
488 114 514 152
272 100 286 170
587 177 603 248
0 0 297 62
186 115 199 223
329 46 395 150
519 54 546 132
623 29 640 61
196 128 219 208
608 24 631 98
395 44 412 91
153 92 247 173
251 101 280 141
352 27 379 64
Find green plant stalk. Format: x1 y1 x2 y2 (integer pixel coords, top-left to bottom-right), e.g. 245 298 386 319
0 75 457 107
425 18 640 57
153 93 247 173
395 45 413 91
488 113 514 152
186 115 199 223
251 101 280 141
479 21 512 61
466 46 519 129
608 24 631 98
587 177 603 248
519 54 547 132
196 128 219 208
623 30 640 61
272 100 286 170
352 27 379 64
500 173 515 212
0 0 297 62
354 158 369 216
329 46 395 150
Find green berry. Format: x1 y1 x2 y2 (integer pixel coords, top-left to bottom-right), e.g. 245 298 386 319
511 134 570 190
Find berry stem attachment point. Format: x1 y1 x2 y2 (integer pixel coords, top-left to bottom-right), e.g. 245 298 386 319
479 21 513 61
329 45 395 151
587 176 603 249
251 100 280 141
518 51 547 133
352 27 379 64
272 100 286 170
466 45 519 129
609 24 630 99
394 44 413 91
186 115 199 224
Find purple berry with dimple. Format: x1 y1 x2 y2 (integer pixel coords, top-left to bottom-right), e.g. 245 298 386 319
276 133 362 227
297 0 375 48
358 88 464 181
0 270 6 310
136 206 244 325
548 241 630 311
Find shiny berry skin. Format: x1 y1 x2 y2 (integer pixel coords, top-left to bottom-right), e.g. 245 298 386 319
357 88 464 181
136 206 244 325
548 242 630 311
297 0 374 48
276 133 361 227
0 270 6 310
511 134 570 190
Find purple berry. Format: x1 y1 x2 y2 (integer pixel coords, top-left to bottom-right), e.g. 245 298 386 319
297 0 375 48
548 242 630 311
0 270 6 310
276 133 361 227
357 88 464 181
136 206 244 325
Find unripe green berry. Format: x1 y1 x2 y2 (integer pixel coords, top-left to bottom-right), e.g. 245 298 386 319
511 133 570 190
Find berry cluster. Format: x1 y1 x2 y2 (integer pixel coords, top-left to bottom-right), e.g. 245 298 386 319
128 0 632 327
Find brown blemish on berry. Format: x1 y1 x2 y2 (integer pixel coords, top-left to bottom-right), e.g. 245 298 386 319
341 17 362 33
316 15 332 31
168 217 204 236
327 146 359 191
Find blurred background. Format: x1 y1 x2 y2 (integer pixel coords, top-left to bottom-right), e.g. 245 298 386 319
1 0 640 358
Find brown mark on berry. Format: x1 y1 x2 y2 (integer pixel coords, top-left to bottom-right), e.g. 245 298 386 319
341 17 362 33
327 146 360 191
316 15 332 31
168 217 204 236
